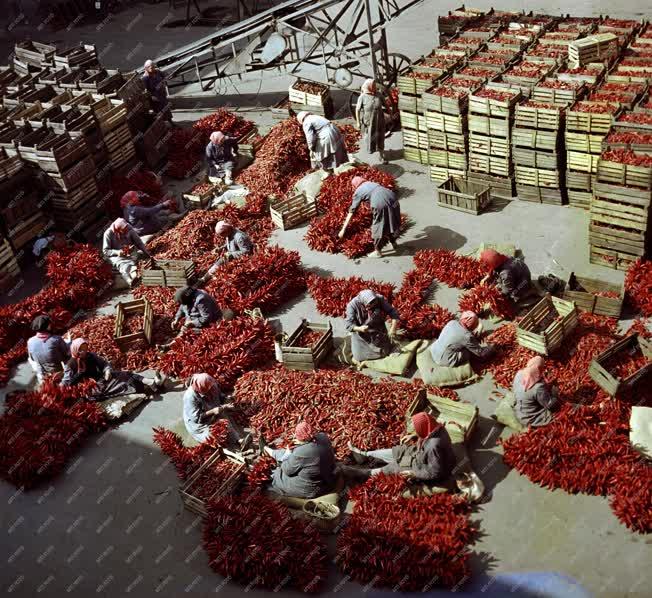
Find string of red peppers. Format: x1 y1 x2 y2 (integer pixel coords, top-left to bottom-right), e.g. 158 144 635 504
625 258 652 316
306 274 395 317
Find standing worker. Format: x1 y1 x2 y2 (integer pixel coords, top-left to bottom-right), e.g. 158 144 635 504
205 131 238 186
480 249 532 304
430 311 495 367
264 421 337 499
102 218 153 288
142 60 170 118
27 315 70 385
355 79 387 164
513 356 560 428
345 289 400 363
338 176 401 258
348 412 457 483
199 220 253 283
297 112 348 172
120 191 178 239
183 373 235 443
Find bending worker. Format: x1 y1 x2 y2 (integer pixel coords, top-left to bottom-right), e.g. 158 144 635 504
297 111 348 172
102 218 153 287
349 412 456 483
200 220 253 283
345 289 400 362
430 311 496 367
142 59 169 116
62 338 166 398
355 78 387 164
206 131 238 186
264 422 337 499
27 315 70 385
339 175 400 258
183 373 235 443
172 286 227 331
480 248 532 303
513 356 560 428
121 191 178 238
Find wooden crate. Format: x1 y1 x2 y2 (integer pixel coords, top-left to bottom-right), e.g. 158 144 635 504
428 150 467 170
469 152 511 177
588 335 652 396
469 114 511 137
403 127 429 149
437 176 491 215
179 449 246 517
269 192 317 230
35 133 90 174
114 298 153 351
397 71 441 95
54 44 98 68
430 165 465 183
398 92 422 114
512 127 558 151
563 272 624 317
567 151 600 174
289 79 330 106
515 166 561 188
568 33 618 66
428 130 466 152
596 157 652 189
516 294 578 356
513 148 559 169
567 189 592 209
15 41 56 67
93 98 128 135
517 184 566 205
566 170 593 191
566 103 619 134
281 321 333 371
590 244 639 271
0 236 20 293
182 179 222 210
469 89 522 117
404 147 430 164
142 260 195 288
532 81 586 105
514 104 562 131
465 171 515 200
270 96 290 119
400 112 427 131
469 133 510 157
557 64 605 86
238 128 260 159
425 111 466 134
7 211 47 251
43 156 96 193
564 131 604 153
423 87 469 115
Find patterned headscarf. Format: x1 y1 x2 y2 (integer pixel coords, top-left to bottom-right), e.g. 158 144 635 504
144 59 154 69
459 311 479 332
358 289 378 306
210 131 225 144
520 356 545 391
190 373 217 395
110 218 130 239
361 78 376 95
412 412 440 446
70 338 88 373
215 221 231 236
295 421 314 442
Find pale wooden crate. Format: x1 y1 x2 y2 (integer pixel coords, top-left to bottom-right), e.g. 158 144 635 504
514 104 563 131
428 149 467 170
517 184 566 205
465 171 515 201
269 192 317 230
468 114 510 137
567 189 592 209
513 148 559 170
566 103 620 134
469 152 511 177
567 151 600 174
568 33 618 66
430 165 466 183
515 165 561 188
403 127 429 149
516 294 578 356
564 131 605 153
436 176 491 215
590 244 640 271
281 320 334 371
469 89 522 117
469 133 510 157
588 335 652 396
114 298 153 351
566 170 593 191
288 79 330 106
563 272 624 318
425 111 466 134
403 147 430 164
512 127 558 151
532 80 586 105
428 130 466 152
422 86 469 115
142 260 195 288
596 158 652 190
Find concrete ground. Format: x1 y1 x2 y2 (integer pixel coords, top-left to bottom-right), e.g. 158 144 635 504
1 1 651 597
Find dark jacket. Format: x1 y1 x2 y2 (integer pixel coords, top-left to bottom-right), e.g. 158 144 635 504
205 138 238 177
175 289 222 328
123 202 167 236
270 432 337 498
61 352 111 386
142 70 167 103
513 371 559 427
391 426 456 482
495 257 532 302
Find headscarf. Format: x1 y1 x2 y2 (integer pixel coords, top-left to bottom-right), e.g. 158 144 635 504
174 286 195 306
70 338 88 373
361 78 376 95
459 311 479 332
358 289 378 306
520 356 545 391
210 131 225 145
412 412 440 445
295 421 314 442
31 315 51 333
296 111 310 125
144 59 154 69
120 191 141 209
215 220 231 236
110 218 130 239
190 373 217 395
351 176 366 190
479 248 509 272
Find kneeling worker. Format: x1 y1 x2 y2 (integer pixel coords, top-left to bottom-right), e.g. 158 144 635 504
480 248 532 303
265 422 337 499
206 131 238 185
183 373 235 443
513 356 560 428
430 311 495 367
200 220 253 283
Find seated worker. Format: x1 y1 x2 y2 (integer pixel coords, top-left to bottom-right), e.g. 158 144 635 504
200 220 253 283
349 412 456 483
513 356 560 428
430 311 495 367
121 191 178 238
27 315 70 385
172 286 226 331
345 289 400 362
265 422 337 499
61 338 165 398
480 248 532 303
142 59 170 117
205 131 238 185
102 218 154 287
183 373 234 443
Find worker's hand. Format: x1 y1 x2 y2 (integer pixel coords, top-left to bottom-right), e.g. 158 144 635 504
263 446 275 458
103 369 112 382
221 402 235 411
63 332 72 343
171 319 181 331
165 198 176 209
355 325 369 333
400 433 417 445
400 470 415 478
480 274 490 285
206 407 222 416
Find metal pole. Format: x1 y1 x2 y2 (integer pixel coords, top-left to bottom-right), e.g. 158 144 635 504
364 0 379 81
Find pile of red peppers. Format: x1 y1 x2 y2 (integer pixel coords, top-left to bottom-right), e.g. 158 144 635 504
307 274 395 317
625 258 652 316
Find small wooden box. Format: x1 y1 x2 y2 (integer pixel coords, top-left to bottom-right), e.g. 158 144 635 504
114 298 153 351
183 177 224 210
516 293 578 356
588 335 652 396
281 320 333 371
142 260 195 288
562 272 623 317
269 192 317 230
237 128 261 158
179 449 246 517
289 79 330 107
437 176 491 215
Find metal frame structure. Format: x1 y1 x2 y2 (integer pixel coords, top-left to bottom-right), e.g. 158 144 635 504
155 0 423 93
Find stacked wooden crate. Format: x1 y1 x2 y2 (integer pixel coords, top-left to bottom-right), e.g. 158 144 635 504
134 109 171 169
92 96 137 175
568 33 619 68
289 79 332 119
437 6 486 45
0 234 20 292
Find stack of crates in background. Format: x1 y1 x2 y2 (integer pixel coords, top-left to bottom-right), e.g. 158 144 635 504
0 234 20 293
610 25 652 83
134 109 171 170
437 5 486 45
568 33 619 68
92 96 137 176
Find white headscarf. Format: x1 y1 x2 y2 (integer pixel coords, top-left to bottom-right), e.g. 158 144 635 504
358 289 378 305
361 78 376 95
144 59 154 69
296 111 310 124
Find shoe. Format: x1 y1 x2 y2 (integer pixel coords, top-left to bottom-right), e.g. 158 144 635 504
367 250 382 258
390 241 400 253
347 441 367 464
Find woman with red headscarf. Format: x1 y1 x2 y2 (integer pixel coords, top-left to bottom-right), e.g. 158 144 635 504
102 218 153 287
182 373 234 443
430 311 495 367
348 412 456 482
513 356 559 427
479 248 532 303
355 78 387 163
264 421 337 498
338 175 401 258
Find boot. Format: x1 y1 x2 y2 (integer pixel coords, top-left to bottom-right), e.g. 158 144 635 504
367 250 382 258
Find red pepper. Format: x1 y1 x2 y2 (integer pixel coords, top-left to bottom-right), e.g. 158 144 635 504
307 274 395 317
625 259 652 317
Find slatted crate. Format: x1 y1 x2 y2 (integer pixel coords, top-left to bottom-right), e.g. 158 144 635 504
512 128 558 151
269 192 317 230
516 294 578 356
422 87 469 115
54 44 98 68
92 97 128 135
514 104 563 130
289 79 330 107
430 165 466 184
114 298 153 351
1 188 40 230
142 260 195 288
532 80 586 105
469 52 518 70
0 124 32 157
588 335 652 397
567 151 600 174
468 114 511 137
591 180 650 236
6 211 47 251
34 132 90 174
567 189 593 209
425 111 466 134
404 147 430 164
428 130 466 153
400 111 428 131
397 71 441 95
281 320 334 371
517 184 565 205
0 235 20 292
469 133 510 157
16 126 55 163
564 131 604 153
428 150 467 170
515 165 561 188
398 92 422 114
436 176 491 215
613 116 652 135
465 171 515 201
590 244 639 271
566 170 593 191
557 64 605 86
469 153 511 177
15 41 56 67
596 157 652 189
566 102 620 134
568 33 619 66
513 148 560 169
407 389 478 444
563 272 624 317
469 89 521 117
403 128 429 150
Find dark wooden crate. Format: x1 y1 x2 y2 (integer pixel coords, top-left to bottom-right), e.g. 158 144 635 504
562 272 624 317
114 298 153 351
281 320 333 371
